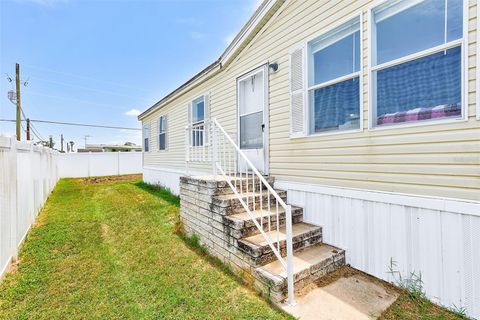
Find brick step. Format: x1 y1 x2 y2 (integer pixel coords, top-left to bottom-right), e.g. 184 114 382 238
212 190 288 215
223 206 304 239
237 222 322 266
215 175 276 195
253 244 345 304
180 175 275 196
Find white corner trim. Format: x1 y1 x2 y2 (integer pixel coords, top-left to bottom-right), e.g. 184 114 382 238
274 179 480 216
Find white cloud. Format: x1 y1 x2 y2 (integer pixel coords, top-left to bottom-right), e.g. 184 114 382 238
190 31 206 40
125 109 141 117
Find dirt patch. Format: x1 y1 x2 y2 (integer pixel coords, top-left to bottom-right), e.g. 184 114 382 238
82 174 142 184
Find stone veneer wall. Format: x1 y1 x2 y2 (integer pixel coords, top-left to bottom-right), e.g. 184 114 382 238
179 176 252 274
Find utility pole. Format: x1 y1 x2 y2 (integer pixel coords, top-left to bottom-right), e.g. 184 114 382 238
60 134 64 152
15 63 21 141
84 135 91 148
26 118 31 140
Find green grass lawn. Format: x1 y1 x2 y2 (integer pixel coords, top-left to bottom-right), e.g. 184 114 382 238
0 176 289 320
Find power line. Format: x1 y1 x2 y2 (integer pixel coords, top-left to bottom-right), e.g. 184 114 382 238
24 64 150 92
0 119 140 131
29 76 144 100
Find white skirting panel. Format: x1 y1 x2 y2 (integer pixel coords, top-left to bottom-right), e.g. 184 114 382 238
275 180 480 319
143 167 183 195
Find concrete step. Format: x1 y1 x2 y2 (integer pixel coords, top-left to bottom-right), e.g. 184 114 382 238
237 222 322 266
254 244 345 304
212 190 288 215
223 206 304 239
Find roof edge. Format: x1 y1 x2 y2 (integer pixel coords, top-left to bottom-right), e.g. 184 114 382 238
138 0 281 120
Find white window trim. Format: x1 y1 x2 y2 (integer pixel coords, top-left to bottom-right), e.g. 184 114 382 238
143 123 150 153
303 12 364 137
191 95 206 126
477 0 480 120
190 94 207 148
367 0 469 131
158 115 166 151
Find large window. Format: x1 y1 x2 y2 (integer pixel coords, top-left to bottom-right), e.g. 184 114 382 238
143 124 150 152
158 115 166 150
307 16 361 134
371 0 464 127
190 96 205 147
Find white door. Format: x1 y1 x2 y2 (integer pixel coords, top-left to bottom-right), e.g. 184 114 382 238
237 65 268 174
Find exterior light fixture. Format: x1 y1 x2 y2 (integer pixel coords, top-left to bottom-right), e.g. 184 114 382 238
269 62 279 73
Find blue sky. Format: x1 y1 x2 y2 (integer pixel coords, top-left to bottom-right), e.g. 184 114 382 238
0 0 260 148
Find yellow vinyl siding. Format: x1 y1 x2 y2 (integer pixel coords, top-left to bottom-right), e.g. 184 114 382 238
143 0 480 201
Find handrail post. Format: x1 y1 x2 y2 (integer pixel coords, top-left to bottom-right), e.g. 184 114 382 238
185 126 190 176
212 121 217 179
285 204 296 306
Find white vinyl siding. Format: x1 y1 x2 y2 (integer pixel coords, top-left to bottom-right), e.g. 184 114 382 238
142 0 479 202
370 0 465 128
477 0 480 120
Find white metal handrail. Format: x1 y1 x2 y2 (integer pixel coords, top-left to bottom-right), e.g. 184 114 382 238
186 118 295 305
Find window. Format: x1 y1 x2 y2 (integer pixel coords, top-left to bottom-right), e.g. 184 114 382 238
158 115 166 150
371 0 464 127
238 69 264 149
143 124 150 152
307 16 361 134
190 96 205 147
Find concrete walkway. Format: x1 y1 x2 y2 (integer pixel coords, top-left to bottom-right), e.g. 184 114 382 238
282 274 399 320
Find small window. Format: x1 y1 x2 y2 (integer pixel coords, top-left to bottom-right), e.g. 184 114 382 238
158 116 166 150
372 0 463 127
190 96 205 147
143 124 150 152
307 17 361 134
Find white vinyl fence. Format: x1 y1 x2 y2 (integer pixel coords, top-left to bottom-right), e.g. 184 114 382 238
1 136 143 279
0 137 59 279
58 152 142 178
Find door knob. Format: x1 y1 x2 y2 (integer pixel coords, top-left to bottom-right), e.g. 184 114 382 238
261 124 265 132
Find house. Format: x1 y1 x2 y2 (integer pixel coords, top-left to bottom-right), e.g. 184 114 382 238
138 0 480 318
77 143 142 153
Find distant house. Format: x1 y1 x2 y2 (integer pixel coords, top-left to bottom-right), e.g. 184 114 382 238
77 144 141 153
138 0 480 318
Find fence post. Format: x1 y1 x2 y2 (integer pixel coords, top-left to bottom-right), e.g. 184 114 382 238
88 151 91 177
117 151 120 176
